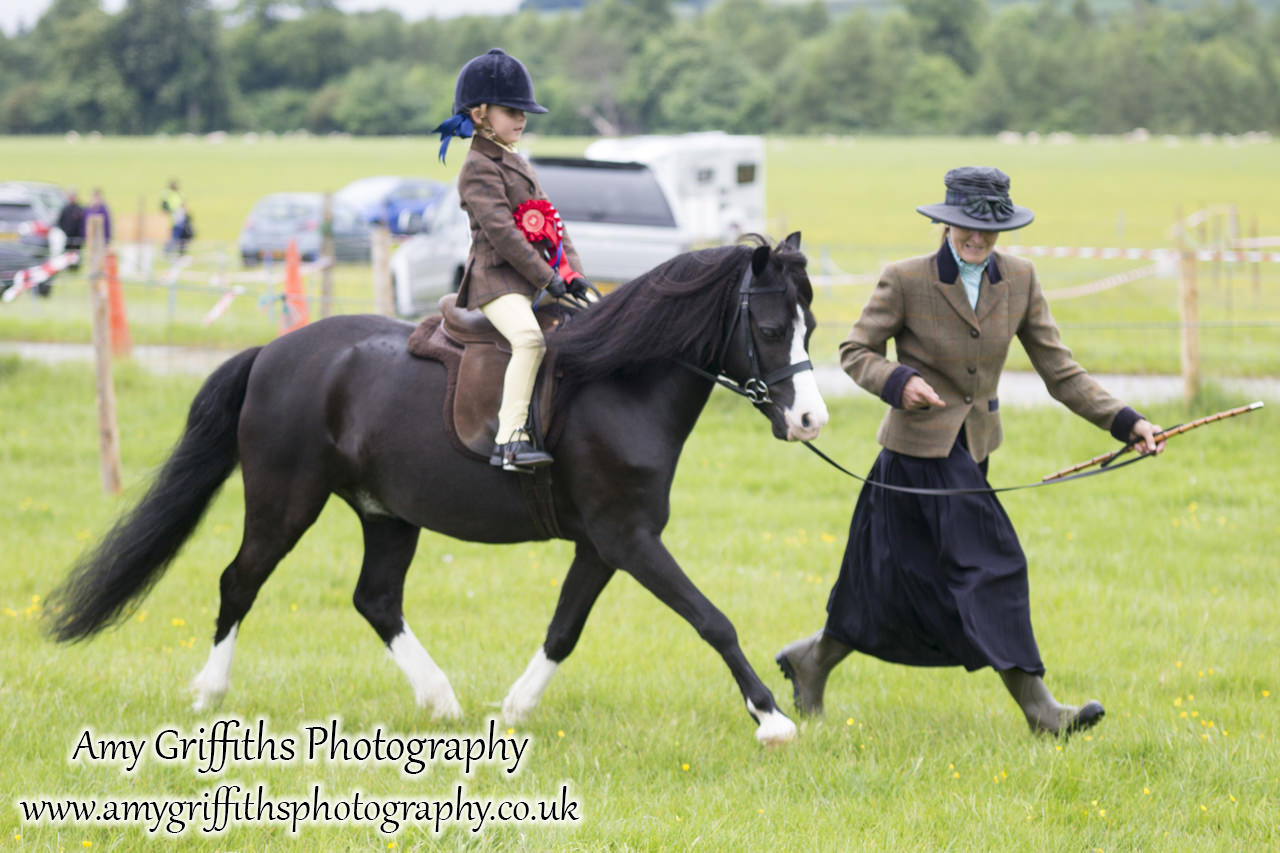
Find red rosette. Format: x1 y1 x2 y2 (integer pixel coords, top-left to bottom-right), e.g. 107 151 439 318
514 198 578 283
514 199 561 246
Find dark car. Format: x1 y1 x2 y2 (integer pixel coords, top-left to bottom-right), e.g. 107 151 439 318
335 176 446 236
0 181 65 255
238 192 372 266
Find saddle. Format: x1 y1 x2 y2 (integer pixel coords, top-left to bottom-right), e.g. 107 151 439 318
407 293 566 464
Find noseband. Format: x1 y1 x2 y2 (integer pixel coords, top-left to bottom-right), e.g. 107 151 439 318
678 261 813 405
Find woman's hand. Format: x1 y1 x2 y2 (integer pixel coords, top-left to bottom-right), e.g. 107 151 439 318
1130 418 1166 454
902 375 946 409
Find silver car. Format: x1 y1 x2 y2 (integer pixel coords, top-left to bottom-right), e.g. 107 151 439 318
391 158 690 318
238 192 372 266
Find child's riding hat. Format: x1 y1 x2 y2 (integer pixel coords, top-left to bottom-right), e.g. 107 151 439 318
453 48 547 115
916 166 1034 231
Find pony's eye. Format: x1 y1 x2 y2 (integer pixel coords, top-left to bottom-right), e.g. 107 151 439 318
760 326 785 341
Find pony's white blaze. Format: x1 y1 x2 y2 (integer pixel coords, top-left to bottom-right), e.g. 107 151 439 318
747 698 797 745
191 623 238 712
501 647 559 724
783 306 829 441
388 621 462 720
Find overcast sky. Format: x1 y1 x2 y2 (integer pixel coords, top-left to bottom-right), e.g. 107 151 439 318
0 0 521 35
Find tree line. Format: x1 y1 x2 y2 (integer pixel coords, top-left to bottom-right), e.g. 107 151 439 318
2 0 1277 136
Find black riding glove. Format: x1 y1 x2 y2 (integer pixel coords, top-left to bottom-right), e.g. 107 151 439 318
544 273 567 299
567 275 591 299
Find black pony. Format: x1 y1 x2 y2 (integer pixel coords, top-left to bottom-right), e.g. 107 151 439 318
49 234 829 745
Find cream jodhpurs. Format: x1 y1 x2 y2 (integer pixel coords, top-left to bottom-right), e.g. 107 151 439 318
480 292 546 443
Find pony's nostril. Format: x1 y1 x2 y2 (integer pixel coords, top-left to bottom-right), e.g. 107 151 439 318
801 413 811 429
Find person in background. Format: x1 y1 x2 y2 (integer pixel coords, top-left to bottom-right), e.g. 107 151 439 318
56 188 85 268
161 179 188 255
775 166 1164 739
83 188 112 245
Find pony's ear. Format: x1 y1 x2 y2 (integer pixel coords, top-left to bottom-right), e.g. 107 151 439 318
751 244 771 276
783 231 802 250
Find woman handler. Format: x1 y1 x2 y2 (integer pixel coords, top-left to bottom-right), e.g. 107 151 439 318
777 167 1163 737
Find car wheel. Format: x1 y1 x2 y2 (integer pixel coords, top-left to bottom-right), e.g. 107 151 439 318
36 280 53 298
241 252 258 268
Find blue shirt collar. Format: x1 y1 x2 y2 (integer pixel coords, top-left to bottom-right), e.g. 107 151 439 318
936 237 1003 284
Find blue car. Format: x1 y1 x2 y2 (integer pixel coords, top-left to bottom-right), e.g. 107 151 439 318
335 176 446 236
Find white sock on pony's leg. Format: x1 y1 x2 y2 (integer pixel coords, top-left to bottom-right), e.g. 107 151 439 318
388 621 463 720
191 624 238 712
502 647 558 724
747 698 798 745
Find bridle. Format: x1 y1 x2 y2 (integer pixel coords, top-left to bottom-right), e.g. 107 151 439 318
676 261 813 405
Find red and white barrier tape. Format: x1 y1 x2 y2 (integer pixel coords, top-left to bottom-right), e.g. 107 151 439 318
1043 263 1162 300
2 251 79 302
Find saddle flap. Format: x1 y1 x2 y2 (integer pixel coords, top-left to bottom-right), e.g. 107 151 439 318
408 294 564 462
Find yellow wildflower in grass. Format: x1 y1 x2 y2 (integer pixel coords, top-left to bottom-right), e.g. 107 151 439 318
507 728 515 735
83 842 92 848
136 610 147 622
556 730 564 738
681 763 689 771
846 718 854 726
290 603 298 612
171 618 185 627
4 608 15 618
1144 788 1151 795
820 533 836 544
1174 697 1182 706
1263 690 1271 698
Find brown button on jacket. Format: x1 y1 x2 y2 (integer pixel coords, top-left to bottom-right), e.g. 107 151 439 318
841 243 1132 463
455 134 582 310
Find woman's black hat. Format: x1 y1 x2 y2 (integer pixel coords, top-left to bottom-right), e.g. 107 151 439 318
452 48 547 115
916 166 1034 231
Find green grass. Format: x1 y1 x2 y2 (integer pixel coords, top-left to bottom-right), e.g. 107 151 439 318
3 134 1278 374
1 359 1277 850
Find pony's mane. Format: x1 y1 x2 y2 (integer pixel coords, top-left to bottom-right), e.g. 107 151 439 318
550 235 808 398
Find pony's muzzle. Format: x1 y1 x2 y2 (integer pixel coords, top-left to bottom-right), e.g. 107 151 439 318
783 371 829 441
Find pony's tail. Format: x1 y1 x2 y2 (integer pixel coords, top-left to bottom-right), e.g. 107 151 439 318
47 346 263 642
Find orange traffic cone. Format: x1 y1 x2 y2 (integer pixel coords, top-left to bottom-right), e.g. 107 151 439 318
105 250 132 357
280 238 309 335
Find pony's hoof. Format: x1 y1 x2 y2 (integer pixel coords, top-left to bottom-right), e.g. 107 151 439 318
189 683 226 713
500 696 534 726
430 696 464 721
748 700 797 745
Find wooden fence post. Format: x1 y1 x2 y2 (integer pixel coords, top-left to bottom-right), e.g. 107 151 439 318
320 193 335 318
1176 208 1200 407
371 223 393 316
86 214 122 495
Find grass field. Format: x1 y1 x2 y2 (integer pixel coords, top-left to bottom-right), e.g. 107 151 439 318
1 357 1277 850
2 134 1278 375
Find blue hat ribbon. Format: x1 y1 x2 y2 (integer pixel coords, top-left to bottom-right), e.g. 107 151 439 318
431 113 474 164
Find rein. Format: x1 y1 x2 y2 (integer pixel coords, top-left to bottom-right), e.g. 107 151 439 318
675 262 813 405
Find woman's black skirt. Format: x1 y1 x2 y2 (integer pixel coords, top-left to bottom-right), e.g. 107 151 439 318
824 435 1045 675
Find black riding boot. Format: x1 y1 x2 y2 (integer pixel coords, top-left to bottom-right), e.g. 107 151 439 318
1000 669 1105 738
489 437 553 472
775 629 852 716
